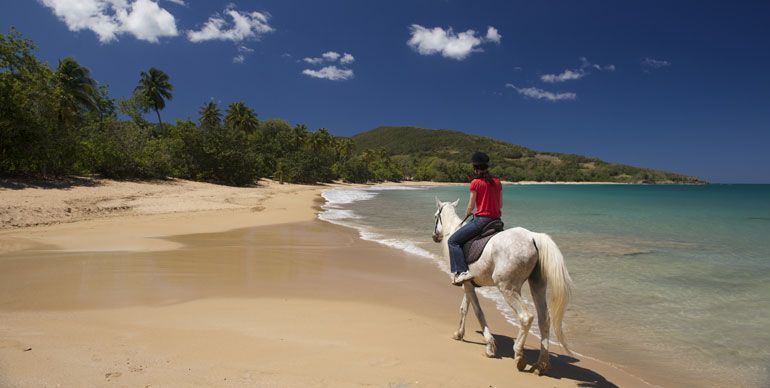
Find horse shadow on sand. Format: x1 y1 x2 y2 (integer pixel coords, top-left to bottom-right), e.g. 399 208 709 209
463 331 618 388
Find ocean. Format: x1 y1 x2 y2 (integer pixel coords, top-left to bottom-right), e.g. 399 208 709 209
319 184 770 387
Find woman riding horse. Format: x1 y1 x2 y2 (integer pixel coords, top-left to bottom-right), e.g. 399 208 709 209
448 152 503 285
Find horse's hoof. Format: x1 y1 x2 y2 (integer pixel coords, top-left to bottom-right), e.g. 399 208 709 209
532 361 550 376
485 342 497 358
514 355 527 371
452 331 464 341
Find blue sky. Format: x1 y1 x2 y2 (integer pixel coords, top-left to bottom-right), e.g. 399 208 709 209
2 0 769 183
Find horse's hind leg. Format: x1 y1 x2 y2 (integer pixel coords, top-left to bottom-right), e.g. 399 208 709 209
497 282 534 371
452 294 469 340
529 277 551 375
463 283 497 357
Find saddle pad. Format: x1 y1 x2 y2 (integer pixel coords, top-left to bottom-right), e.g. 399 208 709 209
463 220 504 265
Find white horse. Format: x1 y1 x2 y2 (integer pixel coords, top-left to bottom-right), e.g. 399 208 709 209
432 198 574 375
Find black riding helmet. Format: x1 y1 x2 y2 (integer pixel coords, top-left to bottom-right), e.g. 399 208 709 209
471 151 490 169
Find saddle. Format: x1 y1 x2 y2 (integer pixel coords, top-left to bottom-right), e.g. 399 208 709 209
463 219 505 265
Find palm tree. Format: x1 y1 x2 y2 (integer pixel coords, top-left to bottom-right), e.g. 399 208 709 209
291 124 308 150
376 147 389 161
309 128 332 152
224 101 258 132
361 148 375 166
135 67 173 128
334 137 354 162
56 57 98 125
199 101 221 130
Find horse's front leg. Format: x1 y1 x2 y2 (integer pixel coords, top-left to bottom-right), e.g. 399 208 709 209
463 282 497 357
452 294 469 340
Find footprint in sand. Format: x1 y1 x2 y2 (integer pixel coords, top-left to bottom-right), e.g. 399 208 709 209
105 371 122 380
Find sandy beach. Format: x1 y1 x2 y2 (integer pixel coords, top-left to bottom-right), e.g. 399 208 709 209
0 178 644 387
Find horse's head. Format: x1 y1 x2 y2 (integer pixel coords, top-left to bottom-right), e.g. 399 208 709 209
432 197 459 243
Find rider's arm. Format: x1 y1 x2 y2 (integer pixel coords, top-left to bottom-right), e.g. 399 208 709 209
499 185 503 210
466 190 477 217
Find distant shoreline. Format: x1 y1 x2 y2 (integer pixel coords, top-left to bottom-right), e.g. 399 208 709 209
504 180 706 185
0 175 705 234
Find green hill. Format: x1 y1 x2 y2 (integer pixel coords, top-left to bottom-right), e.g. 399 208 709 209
351 126 704 183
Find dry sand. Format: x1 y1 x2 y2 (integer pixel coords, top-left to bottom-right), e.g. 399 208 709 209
0 178 458 254
0 178 643 387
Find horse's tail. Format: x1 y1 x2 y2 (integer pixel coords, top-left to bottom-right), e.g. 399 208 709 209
532 232 574 354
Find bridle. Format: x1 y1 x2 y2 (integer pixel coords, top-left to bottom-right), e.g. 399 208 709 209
433 204 446 241
433 203 473 242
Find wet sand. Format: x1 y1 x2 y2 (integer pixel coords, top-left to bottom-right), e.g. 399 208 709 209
0 220 643 387
0 179 648 387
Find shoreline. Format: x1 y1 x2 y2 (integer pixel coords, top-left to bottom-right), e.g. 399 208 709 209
0 175 702 233
0 178 451 254
0 178 653 386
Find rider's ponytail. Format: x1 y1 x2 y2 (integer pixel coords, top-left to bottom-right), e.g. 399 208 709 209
473 164 496 184
471 151 496 185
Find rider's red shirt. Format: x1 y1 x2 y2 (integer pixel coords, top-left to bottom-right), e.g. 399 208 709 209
470 178 502 218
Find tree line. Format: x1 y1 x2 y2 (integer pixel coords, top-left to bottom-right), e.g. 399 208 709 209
0 29 400 185
2 29 702 185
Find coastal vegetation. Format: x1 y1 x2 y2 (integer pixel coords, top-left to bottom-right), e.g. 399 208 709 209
0 29 703 185
353 127 703 183
0 29 367 186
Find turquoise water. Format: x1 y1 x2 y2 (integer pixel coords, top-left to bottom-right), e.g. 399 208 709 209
321 184 770 387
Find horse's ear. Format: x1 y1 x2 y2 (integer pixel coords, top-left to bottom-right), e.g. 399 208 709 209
435 196 441 208
451 198 460 207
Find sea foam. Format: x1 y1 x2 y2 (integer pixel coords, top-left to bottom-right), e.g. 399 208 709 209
318 187 439 263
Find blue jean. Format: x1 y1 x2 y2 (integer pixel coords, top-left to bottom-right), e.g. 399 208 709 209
448 216 497 273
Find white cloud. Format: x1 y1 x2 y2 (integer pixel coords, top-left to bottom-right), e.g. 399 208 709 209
540 57 615 83
303 51 354 64
187 6 274 43
40 0 120 43
303 57 324 64
322 51 340 61
302 51 356 65
302 66 354 81
116 0 178 43
407 24 499 60
231 45 254 63
505 84 576 102
642 57 671 71
580 57 615 72
302 50 355 80
40 0 178 43
541 69 585 83
340 53 355 64
165 0 185 5
226 44 254 63
485 26 501 44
